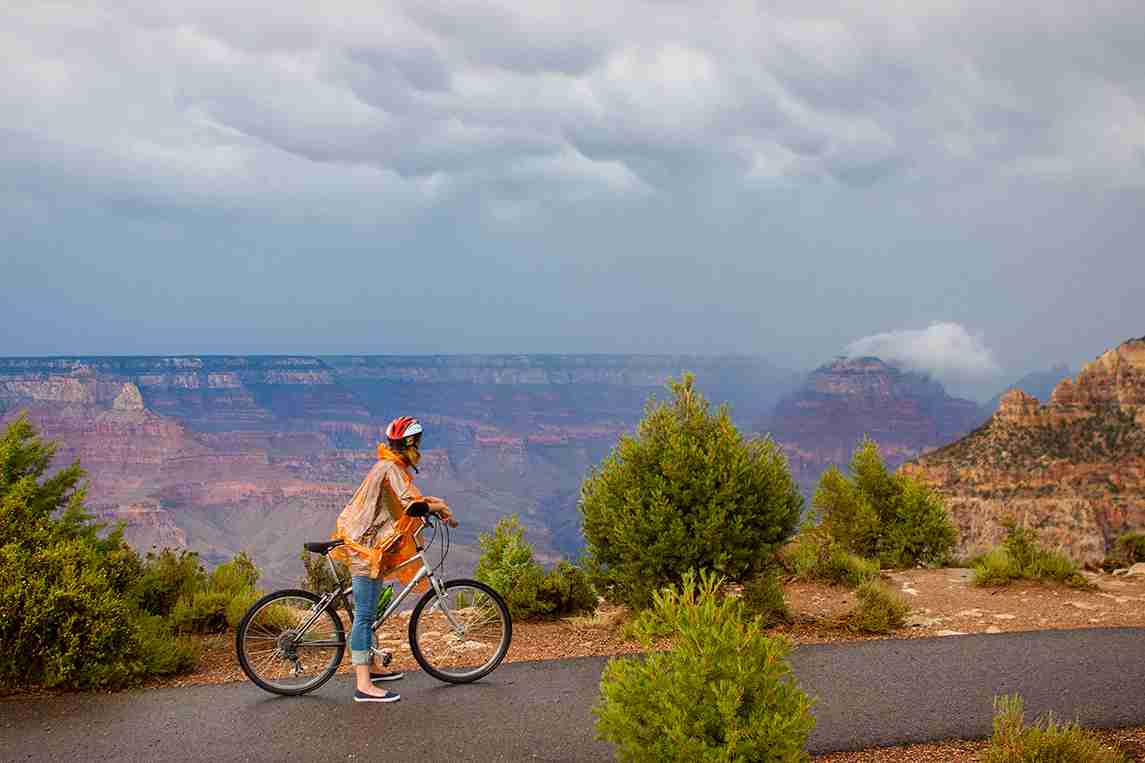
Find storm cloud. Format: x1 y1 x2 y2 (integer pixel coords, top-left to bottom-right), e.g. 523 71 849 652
2 1 1143 391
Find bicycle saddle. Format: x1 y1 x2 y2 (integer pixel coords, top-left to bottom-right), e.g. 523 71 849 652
303 539 345 555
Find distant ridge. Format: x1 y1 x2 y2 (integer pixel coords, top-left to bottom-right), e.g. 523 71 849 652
763 356 986 498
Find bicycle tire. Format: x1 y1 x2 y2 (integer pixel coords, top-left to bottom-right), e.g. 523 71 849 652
408 578 512 684
235 588 345 696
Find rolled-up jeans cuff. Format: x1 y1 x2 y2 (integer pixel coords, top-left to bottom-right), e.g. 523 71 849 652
351 649 372 665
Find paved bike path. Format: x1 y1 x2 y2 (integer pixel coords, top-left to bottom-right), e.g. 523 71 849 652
3 628 1143 761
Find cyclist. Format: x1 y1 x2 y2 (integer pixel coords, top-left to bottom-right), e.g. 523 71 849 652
332 415 457 703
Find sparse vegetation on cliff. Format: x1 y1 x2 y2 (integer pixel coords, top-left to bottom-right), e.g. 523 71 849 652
580 375 803 609
1114 532 1145 565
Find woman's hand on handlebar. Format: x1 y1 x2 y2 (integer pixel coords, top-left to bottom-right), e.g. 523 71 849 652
424 496 459 528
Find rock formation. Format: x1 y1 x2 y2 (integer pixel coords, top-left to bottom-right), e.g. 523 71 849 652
0 354 796 585
765 357 986 498
904 337 1145 564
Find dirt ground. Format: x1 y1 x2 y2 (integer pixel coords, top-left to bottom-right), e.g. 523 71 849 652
784 567 1145 640
14 568 1145 759
149 564 1145 689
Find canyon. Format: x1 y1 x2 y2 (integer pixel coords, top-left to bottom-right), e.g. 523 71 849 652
6 348 1110 585
764 356 987 498
904 338 1145 564
0 355 794 585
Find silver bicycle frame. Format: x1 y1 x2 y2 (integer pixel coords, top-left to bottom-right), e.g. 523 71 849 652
296 523 463 650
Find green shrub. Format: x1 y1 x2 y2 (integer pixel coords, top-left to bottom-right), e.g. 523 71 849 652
844 580 909 634
741 569 791 627
135 614 199 675
134 549 206 617
1114 532 1145 565
537 560 598 616
783 530 878 587
475 515 596 619
785 531 824 579
301 548 350 592
595 570 815 762
972 547 1019 586
984 694 1130 763
580 375 803 609
210 551 258 591
0 416 195 689
169 552 263 634
973 523 1091 589
171 591 231 633
813 438 956 568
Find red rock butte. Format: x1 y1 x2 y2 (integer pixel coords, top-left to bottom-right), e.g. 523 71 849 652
905 337 1145 563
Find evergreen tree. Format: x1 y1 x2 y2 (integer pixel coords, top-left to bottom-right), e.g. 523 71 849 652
579 375 803 608
813 437 955 567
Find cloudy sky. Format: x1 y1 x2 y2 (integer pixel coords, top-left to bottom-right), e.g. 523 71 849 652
2 1 1143 396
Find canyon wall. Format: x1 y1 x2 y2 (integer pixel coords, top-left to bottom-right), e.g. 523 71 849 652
763 357 987 498
904 338 1145 563
0 354 795 586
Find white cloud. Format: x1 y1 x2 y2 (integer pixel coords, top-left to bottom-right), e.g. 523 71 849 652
846 322 1001 379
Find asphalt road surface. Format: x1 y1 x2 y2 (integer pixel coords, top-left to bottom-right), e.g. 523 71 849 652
3 628 1143 761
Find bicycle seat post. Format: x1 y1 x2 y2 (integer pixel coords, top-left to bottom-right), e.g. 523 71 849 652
324 551 340 590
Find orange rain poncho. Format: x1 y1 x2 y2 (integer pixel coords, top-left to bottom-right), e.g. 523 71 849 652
330 445 448 585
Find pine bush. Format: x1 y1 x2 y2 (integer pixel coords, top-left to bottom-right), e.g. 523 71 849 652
0 415 195 689
134 549 206 617
474 514 595 619
813 438 955 568
595 570 815 762
170 552 263 634
741 569 791 627
783 529 878 587
580 375 803 609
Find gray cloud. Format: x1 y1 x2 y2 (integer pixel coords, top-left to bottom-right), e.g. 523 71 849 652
6 0 1142 217
1 1 1143 375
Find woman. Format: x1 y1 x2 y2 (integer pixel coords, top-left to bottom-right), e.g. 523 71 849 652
332 415 457 703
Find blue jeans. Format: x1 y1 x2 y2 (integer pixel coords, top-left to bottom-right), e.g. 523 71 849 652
350 575 385 665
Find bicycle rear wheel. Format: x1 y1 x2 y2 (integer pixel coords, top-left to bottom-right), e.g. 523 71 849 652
236 589 345 696
409 578 512 684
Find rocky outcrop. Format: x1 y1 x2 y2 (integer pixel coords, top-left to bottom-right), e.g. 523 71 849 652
0 353 797 585
766 357 986 497
905 337 1145 564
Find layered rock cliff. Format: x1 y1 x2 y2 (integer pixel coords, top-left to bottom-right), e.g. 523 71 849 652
0 354 795 585
904 338 1145 564
765 357 986 497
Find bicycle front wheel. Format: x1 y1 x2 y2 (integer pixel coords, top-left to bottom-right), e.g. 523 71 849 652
409 578 512 684
235 589 345 696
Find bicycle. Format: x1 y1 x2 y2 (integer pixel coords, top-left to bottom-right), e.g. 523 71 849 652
235 502 512 695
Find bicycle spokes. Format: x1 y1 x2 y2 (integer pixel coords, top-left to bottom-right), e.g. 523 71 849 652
412 583 510 680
